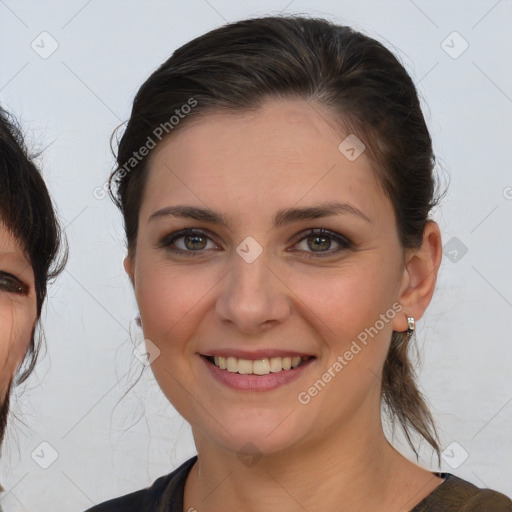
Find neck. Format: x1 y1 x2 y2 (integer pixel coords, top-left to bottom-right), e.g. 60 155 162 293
183 409 441 511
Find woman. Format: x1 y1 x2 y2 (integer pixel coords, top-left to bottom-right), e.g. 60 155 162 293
88 16 512 511
0 107 65 452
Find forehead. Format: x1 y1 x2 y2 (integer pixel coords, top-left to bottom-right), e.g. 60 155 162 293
141 99 390 224
0 221 30 266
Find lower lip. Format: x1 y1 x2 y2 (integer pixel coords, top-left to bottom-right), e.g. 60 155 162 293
202 356 315 391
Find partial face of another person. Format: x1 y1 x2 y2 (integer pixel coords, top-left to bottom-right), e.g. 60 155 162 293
0 221 37 443
126 99 417 455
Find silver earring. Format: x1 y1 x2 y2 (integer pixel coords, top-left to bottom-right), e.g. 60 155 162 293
406 316 415 336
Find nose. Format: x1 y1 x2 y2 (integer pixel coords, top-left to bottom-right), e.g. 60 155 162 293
215 250 292 334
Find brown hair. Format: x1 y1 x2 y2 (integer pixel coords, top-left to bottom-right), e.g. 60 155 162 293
109 15 443 460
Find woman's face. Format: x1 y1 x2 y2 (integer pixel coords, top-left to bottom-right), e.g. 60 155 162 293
0 222 36 398
127 99 416 455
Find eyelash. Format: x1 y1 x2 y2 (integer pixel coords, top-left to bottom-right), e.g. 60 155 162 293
158 228 352 259
0 271 28 295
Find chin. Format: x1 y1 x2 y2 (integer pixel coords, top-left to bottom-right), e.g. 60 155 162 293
193 407 309 458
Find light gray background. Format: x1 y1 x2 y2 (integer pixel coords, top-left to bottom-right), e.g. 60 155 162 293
0 0 511 509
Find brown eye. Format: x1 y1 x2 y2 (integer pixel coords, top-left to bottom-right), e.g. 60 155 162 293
0 271 28 295
184 233 208 251
292 228 352 258
307 234 332 252
158 229 219 256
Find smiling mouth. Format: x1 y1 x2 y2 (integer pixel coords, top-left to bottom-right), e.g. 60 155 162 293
202 355 314 376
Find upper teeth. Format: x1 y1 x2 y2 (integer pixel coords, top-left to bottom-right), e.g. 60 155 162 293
213 356 304 375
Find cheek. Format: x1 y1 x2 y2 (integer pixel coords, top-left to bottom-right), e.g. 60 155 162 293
0 300 36 392
291 262 398 344
287 267 399 419
133 262 214 415
134 261 207 347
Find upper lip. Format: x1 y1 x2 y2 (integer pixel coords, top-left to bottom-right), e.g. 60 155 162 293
200 349 315 360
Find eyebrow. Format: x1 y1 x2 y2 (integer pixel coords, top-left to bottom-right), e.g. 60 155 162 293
148 201 371 227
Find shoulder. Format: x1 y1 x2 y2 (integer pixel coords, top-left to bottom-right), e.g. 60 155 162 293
84 456 197 512
412 473 512 512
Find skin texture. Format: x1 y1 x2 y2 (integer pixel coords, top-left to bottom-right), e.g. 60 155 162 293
0 222 36 444
125 99 444 511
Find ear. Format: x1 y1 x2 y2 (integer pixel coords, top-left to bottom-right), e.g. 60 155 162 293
392 221 443 332
124 254 135 287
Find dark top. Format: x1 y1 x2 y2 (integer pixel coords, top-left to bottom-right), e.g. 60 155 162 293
85 456 512 511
